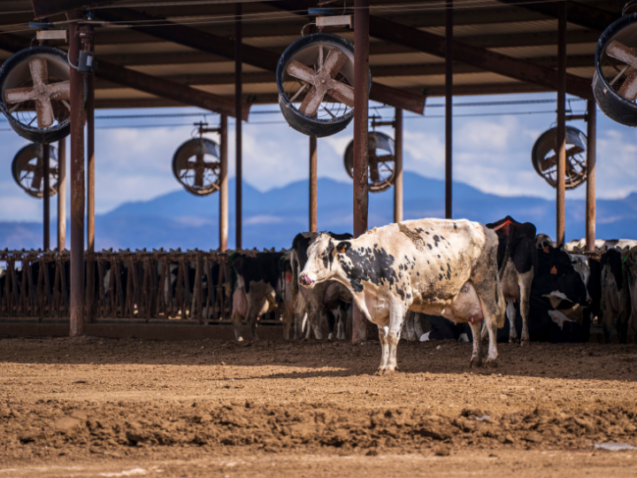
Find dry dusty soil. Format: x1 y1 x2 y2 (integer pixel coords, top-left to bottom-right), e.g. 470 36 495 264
2 336 637 477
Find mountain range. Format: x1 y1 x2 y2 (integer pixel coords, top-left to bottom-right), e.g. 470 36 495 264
2 171 637 251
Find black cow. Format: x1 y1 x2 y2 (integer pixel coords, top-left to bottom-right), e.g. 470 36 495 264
230 251 285 340
600 248 628 343
486 216 537 344
290 232 353 340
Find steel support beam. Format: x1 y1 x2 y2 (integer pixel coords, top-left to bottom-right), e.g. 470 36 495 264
57 137 66 251
497 0 618 32
445 0 453 220
69 19 85 337
352 0 370 345
95 8 425 114
393 108 403 224
309 136 317 232
42 143 50 250
368 15 594 100
86 37 96 323
220 115 228 252
32 0 116 19
556 3 567 246
586 100 596 252
235 4 243 250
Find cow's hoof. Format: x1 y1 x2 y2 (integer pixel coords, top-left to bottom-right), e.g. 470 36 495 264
470 357 482 368
375 367 396 376
484 359 498 368
236 336 244 342
520 339 530 347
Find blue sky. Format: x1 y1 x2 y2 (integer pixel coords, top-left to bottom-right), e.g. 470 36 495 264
1 91 636 223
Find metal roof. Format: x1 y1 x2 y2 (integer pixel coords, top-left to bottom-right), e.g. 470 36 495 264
0 0 624 110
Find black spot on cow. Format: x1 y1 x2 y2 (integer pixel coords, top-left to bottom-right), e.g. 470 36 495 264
453 223 458 229
438 255 441 259
416 228 424 233
439 274 443 281
425 231 430 235
433 235 441 247
427 244 433 250
396 286 405 300
440 266 444 272
337 243 398 293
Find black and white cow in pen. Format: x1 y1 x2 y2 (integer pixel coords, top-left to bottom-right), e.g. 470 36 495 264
289 232 353 340
230 251 285 341
600 248 628 343
299 219 505 372
623 247 637 344
486 216 537 345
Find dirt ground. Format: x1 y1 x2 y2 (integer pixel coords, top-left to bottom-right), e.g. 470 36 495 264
2 336 637 477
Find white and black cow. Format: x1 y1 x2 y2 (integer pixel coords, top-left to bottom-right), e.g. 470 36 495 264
299 219 505 372
600 248 629 343
623 246 637 344
290 232 352 340
566 238 637 254
230 251 285 340
486 216 537 345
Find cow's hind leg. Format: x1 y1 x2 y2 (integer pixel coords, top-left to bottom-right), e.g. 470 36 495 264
231 309 244 341
376 326 390 374
326 309 336 340
506 299 518 343
518 270 533 345
402 311 416 341
469 320 483 367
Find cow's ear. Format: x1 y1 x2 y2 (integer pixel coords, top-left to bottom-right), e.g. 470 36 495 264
336 241 351 254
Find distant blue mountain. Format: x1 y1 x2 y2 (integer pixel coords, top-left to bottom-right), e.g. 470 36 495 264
2 171 637 250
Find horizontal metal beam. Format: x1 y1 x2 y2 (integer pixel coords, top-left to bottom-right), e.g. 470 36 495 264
497 0 619 32
368 15 594 100
31 0 117 19
90 54 594 90
0 32 249 119
95 8 425 114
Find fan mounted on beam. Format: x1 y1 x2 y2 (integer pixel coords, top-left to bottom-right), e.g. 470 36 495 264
0 46 71 143
172 129 221 196
593 14 637 126
531 126 587 190
12 143 59 198
344 131 396 193
277 33 371 137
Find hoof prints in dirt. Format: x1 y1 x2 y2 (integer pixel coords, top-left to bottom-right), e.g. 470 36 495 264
2 401 637 453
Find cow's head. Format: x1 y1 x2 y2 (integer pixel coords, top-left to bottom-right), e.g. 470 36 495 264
298 233 348 288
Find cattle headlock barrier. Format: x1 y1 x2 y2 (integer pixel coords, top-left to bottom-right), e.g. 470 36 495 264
0 249 285 341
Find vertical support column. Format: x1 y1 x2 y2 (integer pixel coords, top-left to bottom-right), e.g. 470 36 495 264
445 0 453 220
309 136 317 233
352 0 370 344
57 137 66 250
220 115 229 251
586 100 596 252
235 4 243 250
86 56 95 322
556 2 567 246
43 144 50 250
69 19 86 336
393 108 403 223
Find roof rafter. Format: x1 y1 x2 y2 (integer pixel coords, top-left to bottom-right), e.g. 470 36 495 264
94 8 426 114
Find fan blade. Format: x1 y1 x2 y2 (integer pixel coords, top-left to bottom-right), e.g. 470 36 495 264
606 40 637 69
4 86 38 104
35 98 55 128
369 161 380 183
31 169 43 191
328 81 354 107
48 81 71 101
286 60 317 84
29 58 49 87
323 49 348 78
565 145 584 158
299 86 324 117
618 70 637 100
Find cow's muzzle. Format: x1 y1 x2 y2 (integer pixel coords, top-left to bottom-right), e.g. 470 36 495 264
299 274 314 287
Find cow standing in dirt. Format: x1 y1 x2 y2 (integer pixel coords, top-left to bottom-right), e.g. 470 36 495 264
231 251 284 341
601 248 629 343
299 219 505 372
486 216 537 345
623 247 637 343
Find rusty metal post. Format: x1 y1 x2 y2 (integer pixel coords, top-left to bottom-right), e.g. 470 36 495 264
393 108 403 223
42 143 50 250
235 4 243 250
352 0 370 344
586 100 596 252
69 19 86 336
309 136 317 232
57 137 66 250
86 56 95 322
445 0 453 220
556 1 567 246
220 114 228 251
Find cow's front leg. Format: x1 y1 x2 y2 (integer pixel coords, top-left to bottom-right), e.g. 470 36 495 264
383 304 406 373
485 315 499 365
518 271 533 345
231 309 244 341
307 298 324 340
469 320 483 367
376 325 390 374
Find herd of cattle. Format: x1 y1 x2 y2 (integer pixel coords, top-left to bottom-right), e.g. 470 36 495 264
230 216 637 370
